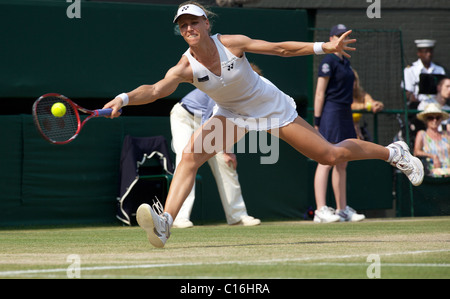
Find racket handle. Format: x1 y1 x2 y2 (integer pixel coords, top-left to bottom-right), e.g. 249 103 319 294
95 108 123 117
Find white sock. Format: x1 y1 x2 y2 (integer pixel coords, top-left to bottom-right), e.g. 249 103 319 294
163 212 174 227
386 146 397 163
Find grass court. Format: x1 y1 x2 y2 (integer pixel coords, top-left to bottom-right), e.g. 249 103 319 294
0 217 448 280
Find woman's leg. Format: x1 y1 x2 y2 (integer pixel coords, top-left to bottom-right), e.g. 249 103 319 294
314 164 332 210
164 115 246 219
170 103 198 224
332 162 347 210
277 116 389 165
277 116 423 186
138 115 247 247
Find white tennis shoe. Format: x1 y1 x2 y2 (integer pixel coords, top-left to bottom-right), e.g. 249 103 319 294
313 206 341 223
172 218 194 228
387 141 424 186
232 215 261 226
337 206 365 222
136 201 171 248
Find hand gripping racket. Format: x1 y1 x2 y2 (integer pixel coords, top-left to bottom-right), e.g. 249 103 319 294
32 93 121 144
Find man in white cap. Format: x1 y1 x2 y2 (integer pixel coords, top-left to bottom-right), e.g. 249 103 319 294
403 39 446 104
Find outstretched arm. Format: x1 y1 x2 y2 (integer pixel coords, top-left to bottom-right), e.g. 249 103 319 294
104 57 192 118
220 30 356 58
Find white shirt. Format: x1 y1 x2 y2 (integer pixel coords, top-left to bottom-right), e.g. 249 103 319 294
183 34 297 131
403 59 446 102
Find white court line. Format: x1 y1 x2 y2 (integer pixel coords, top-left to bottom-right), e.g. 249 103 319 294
0 249 448 277
306 262 449 267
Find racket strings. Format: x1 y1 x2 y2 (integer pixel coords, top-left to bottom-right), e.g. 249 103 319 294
34 97 78 143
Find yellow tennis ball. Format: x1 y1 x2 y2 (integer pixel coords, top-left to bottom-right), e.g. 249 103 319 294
51 102 66 117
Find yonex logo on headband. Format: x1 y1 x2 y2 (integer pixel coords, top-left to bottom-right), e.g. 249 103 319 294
173 4 207 23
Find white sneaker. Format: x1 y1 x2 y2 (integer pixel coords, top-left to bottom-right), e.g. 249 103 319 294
173 218 194 228
232 215 261 226
337 206 365 222
313 206 341 223
136 201 171 248
387 141 424 186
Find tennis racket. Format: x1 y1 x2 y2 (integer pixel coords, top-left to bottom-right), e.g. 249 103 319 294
32 93 121 144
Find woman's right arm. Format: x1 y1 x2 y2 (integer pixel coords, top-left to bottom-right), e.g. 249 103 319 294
104 57 192 118
314 76 330 129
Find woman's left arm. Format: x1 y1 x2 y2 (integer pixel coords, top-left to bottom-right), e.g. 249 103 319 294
220 30 356 58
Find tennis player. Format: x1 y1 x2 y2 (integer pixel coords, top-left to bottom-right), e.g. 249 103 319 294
103 1 424 248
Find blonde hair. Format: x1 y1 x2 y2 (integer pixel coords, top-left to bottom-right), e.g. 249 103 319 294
250 63 263 76
352 69 366 103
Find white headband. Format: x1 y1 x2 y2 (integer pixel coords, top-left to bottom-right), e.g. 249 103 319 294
173 4 207 23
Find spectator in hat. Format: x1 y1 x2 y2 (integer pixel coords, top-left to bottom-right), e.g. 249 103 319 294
403 39 446 105
414 103 450 177
402 39 446 148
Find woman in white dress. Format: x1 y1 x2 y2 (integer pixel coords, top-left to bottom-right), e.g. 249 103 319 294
103 1 423 248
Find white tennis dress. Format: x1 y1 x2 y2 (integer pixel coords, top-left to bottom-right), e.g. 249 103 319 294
183 34 298 131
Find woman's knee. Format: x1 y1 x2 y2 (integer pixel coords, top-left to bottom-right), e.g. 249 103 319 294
334 161 348 170
180 149 210 170
316 147 340 166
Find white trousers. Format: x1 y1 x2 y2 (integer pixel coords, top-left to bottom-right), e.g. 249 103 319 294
170 103 249 224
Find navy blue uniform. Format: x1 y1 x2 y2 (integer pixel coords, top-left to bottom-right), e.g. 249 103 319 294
317 54 356 143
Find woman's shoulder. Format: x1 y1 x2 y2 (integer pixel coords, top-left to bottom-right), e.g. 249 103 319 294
217 34 250 47
416 130 427 138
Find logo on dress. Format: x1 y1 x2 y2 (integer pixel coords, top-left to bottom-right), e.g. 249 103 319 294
221 57 238 70
198 75 209 82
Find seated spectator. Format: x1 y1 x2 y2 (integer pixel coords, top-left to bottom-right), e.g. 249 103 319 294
403 39 446 105
402 40 446 146
435 77 450 131
414 103 450 177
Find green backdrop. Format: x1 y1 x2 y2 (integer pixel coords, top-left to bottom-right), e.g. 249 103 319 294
0 1 400 227
0 115 395 226
0 0 309 100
